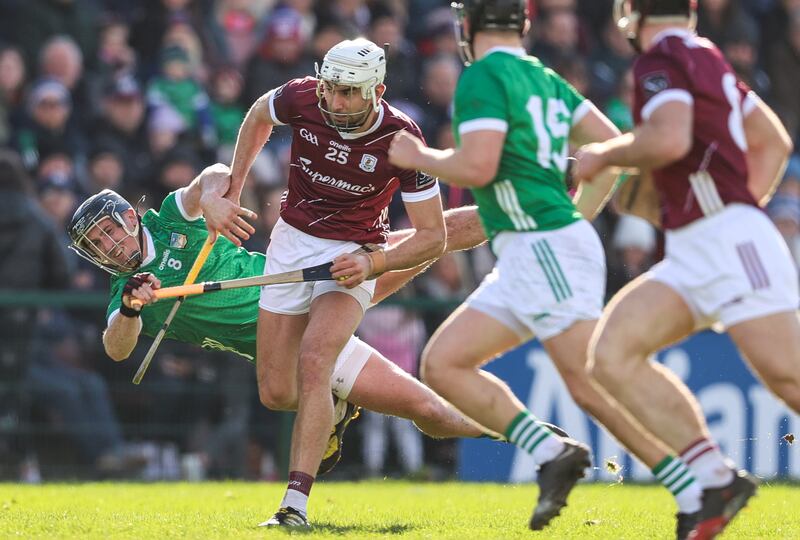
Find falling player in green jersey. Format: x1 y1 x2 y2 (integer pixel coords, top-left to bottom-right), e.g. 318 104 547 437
388 0 704 533
67 163 519 477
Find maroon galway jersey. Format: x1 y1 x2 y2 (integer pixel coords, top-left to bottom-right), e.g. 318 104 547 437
267 77 439 243
632 29 759 230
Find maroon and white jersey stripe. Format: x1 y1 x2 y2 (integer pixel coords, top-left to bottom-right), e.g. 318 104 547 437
633 29 760 230
266 77 439 244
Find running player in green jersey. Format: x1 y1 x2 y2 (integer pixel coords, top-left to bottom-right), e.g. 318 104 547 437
67 164 517 476
388 1 703 532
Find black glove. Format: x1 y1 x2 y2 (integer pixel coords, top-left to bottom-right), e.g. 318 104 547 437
120 273 153 318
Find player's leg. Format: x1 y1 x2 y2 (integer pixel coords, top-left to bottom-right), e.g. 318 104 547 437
545 319 703 522
544 319 671 466
346 347 485 439
274 292 364 522
589 277 705 452
422 305 590 531
728 310 800 412
255 308 307 410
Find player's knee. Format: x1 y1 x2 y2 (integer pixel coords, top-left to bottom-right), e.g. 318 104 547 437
764 372 800 413
258 384 295 411
588 337 625 390
420 354 449 395
297 351 333 390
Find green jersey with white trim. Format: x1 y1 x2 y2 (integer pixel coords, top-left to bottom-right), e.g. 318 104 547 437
452 48 588 240
106 191 263 362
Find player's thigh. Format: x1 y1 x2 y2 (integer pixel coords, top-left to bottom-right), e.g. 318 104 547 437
728 310 800 390
299 292 365 385
423 304 523 373
590 276 695 367
543 319 595 381
348 350 442 421
256 308 307 397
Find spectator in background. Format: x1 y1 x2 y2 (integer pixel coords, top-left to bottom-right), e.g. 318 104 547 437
530 6 580 68
205 0 273 70
317 0 371 34
15 79 86 172
209 67 245 156
38 36 92 126
310 22 349 63
768 11 800 141
697 0 759 51
0 149 71 480
588 18 634 105
91 15 138 96
416 55 460 144
130 0 202 74
553 53 590 97
767 155 800 269
723 15 770 99
6 0 97 74
603 69 634 133
91 75 152 190
162 21 209 82
419 8 460 58
358 306 426 479
37 175 80 233
245 7 314 104
607 215 658 297
0 46 28 145
86 145 125 194
26 314 145 478
150 145 200 201
147 45 215 151
368 8 417 102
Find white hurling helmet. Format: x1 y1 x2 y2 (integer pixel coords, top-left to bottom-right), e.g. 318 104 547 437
316 38 386 133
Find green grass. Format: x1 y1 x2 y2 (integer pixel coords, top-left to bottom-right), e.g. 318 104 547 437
0 481 798 539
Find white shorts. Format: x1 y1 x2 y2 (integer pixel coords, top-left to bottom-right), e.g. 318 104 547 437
330 336 373 399
648 204 799 331
467 219 606 341
259 218 378 314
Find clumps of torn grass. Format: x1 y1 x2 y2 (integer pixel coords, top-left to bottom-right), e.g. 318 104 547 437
604 456 624 485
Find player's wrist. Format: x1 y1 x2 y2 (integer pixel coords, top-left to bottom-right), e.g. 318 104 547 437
367 250 386 277
119 299 141 318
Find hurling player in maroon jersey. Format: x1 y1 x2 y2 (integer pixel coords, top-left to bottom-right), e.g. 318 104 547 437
213 38 449 527
574 1 797 538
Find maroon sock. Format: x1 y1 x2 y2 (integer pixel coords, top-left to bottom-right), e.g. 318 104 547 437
287 471 315 496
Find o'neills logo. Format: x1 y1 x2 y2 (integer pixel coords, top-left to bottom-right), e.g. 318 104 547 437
298 157 376 194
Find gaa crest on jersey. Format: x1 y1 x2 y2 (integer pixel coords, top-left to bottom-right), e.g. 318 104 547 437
169 232 188 249
642 71 670 98
359 154 378 173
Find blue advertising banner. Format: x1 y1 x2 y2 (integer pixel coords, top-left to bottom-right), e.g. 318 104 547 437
458 331 800 482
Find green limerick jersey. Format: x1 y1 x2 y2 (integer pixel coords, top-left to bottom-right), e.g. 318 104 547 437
452 47 589 240
107 191 264 362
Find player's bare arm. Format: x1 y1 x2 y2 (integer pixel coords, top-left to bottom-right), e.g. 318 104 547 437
388 128 504 188
574 101 692 181
568 103 623 219
743 95 793 206
103 273 161 361
188 164 258 246
331 195 446 288
227 91 277 203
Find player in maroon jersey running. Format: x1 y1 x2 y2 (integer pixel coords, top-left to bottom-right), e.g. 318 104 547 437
211 37 521 528
574 1 798 538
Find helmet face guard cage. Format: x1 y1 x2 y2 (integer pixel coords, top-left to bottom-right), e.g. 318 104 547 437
613 0 697 51
315 66 379 134
451 2 474 65
68 193 142 276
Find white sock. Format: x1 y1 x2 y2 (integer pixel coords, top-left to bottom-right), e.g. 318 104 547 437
506 412 565 466
281 489 309 517
681 439 734 489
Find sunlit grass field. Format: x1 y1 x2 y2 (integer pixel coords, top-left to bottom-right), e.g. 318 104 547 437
1 481 798 538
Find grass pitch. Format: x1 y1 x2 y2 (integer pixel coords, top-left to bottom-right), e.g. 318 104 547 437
1 481 798 539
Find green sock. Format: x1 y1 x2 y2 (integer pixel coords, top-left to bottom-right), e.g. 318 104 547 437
504 411 555 455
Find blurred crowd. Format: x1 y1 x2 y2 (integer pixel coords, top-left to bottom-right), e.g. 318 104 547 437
2 0 800 481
